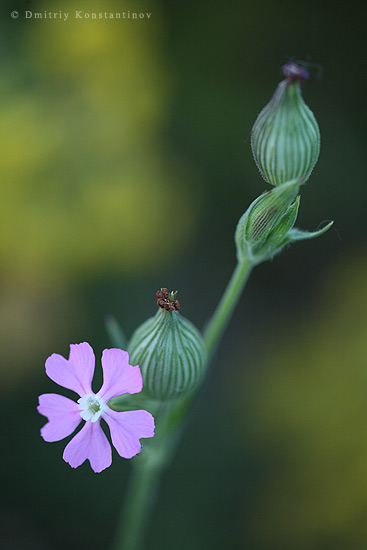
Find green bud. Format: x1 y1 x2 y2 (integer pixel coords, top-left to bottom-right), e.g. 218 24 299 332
235 179 301 263
251 63 320 186
127 289 207 402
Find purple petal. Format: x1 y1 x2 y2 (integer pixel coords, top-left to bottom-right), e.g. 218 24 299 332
45 342 95 396
63 421 112 473
98 348 143 402
103 408 155 459
38 393 81 442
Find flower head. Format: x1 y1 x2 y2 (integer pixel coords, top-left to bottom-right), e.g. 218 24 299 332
37 342 155 473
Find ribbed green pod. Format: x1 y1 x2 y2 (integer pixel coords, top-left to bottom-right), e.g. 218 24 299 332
127 308 207 401
235 178 301 263
251 79 320 186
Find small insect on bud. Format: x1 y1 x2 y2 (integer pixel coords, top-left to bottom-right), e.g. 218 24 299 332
235 179 301 264
251 62 320 186
127 290 207 402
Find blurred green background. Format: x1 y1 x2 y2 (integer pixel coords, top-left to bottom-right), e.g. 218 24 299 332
1 0 366 548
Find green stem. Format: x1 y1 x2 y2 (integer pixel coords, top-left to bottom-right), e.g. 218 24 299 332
111 455 164 550
203 258 253 358
111 401 183 550
111 258 253 550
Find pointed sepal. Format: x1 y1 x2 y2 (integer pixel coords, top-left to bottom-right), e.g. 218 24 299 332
284 221 334 243
105 316 128 349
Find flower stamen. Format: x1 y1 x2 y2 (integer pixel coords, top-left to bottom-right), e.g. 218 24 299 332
78 394 106 423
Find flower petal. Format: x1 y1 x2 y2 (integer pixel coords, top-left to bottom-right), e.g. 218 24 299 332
98 348 143 402
63 421 112 473
103 408 155 459
45 342 95 396
38 393 81 442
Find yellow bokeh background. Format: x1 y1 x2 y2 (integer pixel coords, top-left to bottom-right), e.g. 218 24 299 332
0 0 199 290
233 252 367 548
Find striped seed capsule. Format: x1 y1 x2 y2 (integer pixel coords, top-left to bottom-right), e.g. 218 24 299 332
127 289 207 401
251 62 320 186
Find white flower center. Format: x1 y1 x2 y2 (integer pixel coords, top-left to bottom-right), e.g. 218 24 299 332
77 394 106 423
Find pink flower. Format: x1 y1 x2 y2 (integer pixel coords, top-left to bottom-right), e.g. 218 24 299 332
37 342 155 473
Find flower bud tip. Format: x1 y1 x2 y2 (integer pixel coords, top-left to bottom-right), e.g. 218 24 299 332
282 62 309 83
